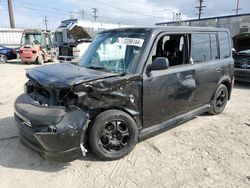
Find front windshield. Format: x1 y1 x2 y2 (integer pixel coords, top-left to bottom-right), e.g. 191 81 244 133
79 31 148 73
21 34 43 46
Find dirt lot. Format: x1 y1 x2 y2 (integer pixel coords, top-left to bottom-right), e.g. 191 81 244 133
0 60 249 188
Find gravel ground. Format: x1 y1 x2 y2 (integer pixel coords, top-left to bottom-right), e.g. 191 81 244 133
0 60 249 188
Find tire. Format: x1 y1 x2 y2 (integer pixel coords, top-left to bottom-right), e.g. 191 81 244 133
49 52 57 62
36 55 44 64
0 54 7 64
209 84 228 115
88 110 138 160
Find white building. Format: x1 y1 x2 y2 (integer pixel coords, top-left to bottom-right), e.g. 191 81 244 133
0 28 24 48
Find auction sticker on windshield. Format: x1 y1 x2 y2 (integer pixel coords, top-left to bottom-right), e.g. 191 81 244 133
118 38 144 47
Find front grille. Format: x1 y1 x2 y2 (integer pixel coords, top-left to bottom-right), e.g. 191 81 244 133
26 81 53 106
235 70 250 78
234 55 250 69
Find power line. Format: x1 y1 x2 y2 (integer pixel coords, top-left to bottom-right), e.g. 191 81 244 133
195 0 206 19
93 0 168 19
21 5 71 17
92 8 98 21
17 0 67 12
43 16 48 31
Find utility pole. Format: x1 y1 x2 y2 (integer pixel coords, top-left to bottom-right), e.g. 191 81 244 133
232 0 241 15
195 0 206 20
7 0 15 28
81 9 84 20
43 16 48 31
92 8 98 21
70 11 74 19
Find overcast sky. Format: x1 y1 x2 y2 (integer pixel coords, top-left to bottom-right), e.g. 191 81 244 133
0 0 249 29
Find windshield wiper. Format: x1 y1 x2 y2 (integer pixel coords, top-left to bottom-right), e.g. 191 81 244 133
86 66 106 70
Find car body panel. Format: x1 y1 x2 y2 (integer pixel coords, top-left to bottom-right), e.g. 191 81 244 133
26 63 120 88
233 32 250 82
14 94 89 162
14 26 234 162
0 45 17 60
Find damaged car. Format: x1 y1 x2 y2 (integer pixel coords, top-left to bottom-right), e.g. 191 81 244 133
233 32 250 82
14 27 234 162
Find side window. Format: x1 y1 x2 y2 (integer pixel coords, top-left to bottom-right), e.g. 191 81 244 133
152 34 189 67
218 32 230 59
210 33 219 59
192 33 211 63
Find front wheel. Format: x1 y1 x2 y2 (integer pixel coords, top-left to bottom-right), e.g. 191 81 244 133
88 110 138 160
0 54 7 64
209 84 228 115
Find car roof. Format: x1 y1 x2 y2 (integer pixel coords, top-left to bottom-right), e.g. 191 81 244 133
100 26 229 34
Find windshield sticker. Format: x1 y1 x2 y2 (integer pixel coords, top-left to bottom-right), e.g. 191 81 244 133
118 38 144 47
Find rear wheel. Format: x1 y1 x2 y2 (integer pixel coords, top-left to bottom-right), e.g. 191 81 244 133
209 84 228 115
49 52 57 62
88 110 138 160
36 55 44 64
0 54 7 64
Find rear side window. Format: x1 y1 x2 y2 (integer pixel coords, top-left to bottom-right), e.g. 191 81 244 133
210 33 219 59
218 32 230 58
192 33 211 63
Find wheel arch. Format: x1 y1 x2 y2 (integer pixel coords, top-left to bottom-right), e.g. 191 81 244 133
218 76 233 100
87 107 142 130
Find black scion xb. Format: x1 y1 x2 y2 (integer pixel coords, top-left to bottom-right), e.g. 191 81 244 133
14 27 234 162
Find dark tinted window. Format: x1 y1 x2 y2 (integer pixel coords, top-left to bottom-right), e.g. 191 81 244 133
218 32 230 58
192 33 211 63
210 34 219 59
152 34 189 67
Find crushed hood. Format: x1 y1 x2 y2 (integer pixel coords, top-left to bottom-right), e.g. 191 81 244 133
233 33 250 52
26 63 119 88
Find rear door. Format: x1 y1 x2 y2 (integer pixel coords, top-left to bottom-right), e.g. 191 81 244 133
190 32 222 108
142 33 197 128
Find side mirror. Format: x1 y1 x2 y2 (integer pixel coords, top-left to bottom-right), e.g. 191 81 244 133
150 57 169 71
232 48 236 56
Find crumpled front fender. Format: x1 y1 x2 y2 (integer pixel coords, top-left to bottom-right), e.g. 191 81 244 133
14 94 89 162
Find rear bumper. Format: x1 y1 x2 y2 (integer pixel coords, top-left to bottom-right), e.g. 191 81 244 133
234 68 250 82
14 94 89 162
20 55 37 63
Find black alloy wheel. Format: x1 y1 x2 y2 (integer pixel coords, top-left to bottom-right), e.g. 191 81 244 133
89 110 138 160
209 84 228 115
98 120 130 154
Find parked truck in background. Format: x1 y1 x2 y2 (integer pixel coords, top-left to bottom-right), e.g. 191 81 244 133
55 19 129 63
57 23 92 63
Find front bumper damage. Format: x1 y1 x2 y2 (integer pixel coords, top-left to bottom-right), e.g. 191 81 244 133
14 94 89 162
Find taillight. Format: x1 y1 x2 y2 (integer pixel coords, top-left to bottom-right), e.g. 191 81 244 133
32 50 37 54
20 50 23 54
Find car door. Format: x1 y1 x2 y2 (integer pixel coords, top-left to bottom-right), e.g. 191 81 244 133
189 32 222 108
142 33 197 128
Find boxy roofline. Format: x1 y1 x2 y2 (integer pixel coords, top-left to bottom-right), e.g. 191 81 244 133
99 26 229 34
